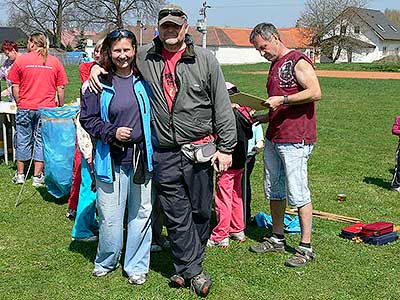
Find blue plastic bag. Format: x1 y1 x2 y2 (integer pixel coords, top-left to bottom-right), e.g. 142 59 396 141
39 106 79 198
254 211 302 234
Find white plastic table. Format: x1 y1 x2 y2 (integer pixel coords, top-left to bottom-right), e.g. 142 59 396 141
0 102 16 165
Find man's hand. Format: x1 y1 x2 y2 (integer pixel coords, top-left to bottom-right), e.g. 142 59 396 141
262 96 283 111
89 64 108 93
211 151 232 173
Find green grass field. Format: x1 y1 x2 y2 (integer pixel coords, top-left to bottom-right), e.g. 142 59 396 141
0 64 399 300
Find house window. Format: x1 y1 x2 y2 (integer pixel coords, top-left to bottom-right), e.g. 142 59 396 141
389 25 398 32
377 24 385 31
354 26 360 34
383 46 387 55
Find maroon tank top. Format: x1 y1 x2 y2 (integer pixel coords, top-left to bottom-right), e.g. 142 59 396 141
266 50 316 144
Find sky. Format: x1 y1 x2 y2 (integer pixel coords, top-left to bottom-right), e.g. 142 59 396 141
171 0 400 28
0 0 399 28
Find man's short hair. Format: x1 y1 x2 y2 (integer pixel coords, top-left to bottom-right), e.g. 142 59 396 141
1 40 18 52
249 23 281 44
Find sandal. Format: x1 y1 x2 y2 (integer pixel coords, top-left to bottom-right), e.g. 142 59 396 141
249 237 285 253
285 246 315 267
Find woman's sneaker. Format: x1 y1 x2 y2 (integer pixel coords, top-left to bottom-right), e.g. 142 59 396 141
32 173 45 187
128 274 147 285
12 172 25 184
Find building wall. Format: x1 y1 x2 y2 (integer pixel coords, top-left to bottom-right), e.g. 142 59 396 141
328 16 400 62
209 46 317 65
209 46 265 64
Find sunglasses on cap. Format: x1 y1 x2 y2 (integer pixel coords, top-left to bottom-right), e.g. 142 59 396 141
107 29 134 39
158 9 186 20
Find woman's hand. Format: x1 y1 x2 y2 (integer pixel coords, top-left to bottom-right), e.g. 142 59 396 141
116 127 133 142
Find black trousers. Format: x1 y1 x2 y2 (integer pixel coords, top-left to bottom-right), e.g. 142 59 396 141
391 149 400 188
242 155 256 224
153 147 213 279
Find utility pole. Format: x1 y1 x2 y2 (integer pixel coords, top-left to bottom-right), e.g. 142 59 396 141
197 1 211 48
137 1 144 46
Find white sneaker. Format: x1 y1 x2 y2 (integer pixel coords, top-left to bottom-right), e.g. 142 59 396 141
230 231 247 242
32 173 45 187
206 237 229 248
392 187 400 192
128 274 146 285
12 172 25 184
71 235 98 242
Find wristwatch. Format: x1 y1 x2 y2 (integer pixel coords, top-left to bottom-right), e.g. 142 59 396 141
283 95 289 105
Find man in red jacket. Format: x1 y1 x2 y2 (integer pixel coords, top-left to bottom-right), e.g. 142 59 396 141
248 23 321 267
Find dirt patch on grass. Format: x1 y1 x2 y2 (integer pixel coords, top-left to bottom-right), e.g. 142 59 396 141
241 70 400 80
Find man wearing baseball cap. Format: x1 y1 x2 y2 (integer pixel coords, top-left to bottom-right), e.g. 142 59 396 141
89 3 237 297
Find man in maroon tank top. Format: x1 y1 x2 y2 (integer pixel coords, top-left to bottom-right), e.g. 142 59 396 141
248 23 321 267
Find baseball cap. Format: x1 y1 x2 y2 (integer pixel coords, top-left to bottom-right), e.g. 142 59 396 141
158 4 188 26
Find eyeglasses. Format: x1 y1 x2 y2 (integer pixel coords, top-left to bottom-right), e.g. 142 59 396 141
107 29 134 39
158 9 186 20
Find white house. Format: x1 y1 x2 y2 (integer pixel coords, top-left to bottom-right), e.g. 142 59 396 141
322 7 400 63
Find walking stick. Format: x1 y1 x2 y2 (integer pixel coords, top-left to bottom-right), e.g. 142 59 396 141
243 158 247 223
15 157 34 207
15 119 42 207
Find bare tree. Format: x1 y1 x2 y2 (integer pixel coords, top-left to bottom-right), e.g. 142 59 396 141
384 9 400 27
297 0 369 62
74 0 166 29
8 0 78 48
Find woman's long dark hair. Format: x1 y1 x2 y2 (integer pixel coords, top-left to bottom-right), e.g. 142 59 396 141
100 29 140 76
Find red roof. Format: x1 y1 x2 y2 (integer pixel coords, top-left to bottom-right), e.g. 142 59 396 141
90 26 314 49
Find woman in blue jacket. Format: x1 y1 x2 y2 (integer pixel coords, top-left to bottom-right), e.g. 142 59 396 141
80 29 153 285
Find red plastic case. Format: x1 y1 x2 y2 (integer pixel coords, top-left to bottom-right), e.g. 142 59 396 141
360 222 394 237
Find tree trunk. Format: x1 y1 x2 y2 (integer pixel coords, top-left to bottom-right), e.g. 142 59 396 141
332 46 342 63
55 0 63 48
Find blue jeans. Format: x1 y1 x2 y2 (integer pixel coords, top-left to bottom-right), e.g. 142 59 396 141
264 139 314 207
71 158 98 239
94 165 152 277
15 109 43 161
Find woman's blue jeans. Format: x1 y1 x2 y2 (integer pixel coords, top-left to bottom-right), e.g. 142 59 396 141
94 165 152 277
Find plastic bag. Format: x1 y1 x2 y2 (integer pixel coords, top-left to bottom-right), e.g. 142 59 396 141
254 211 302 234
39 106 79 198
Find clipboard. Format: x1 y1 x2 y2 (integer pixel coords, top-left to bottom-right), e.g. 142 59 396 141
229 91 266 111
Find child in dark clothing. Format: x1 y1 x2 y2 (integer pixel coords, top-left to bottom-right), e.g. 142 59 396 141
391 115 400 191
207 85 254 248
